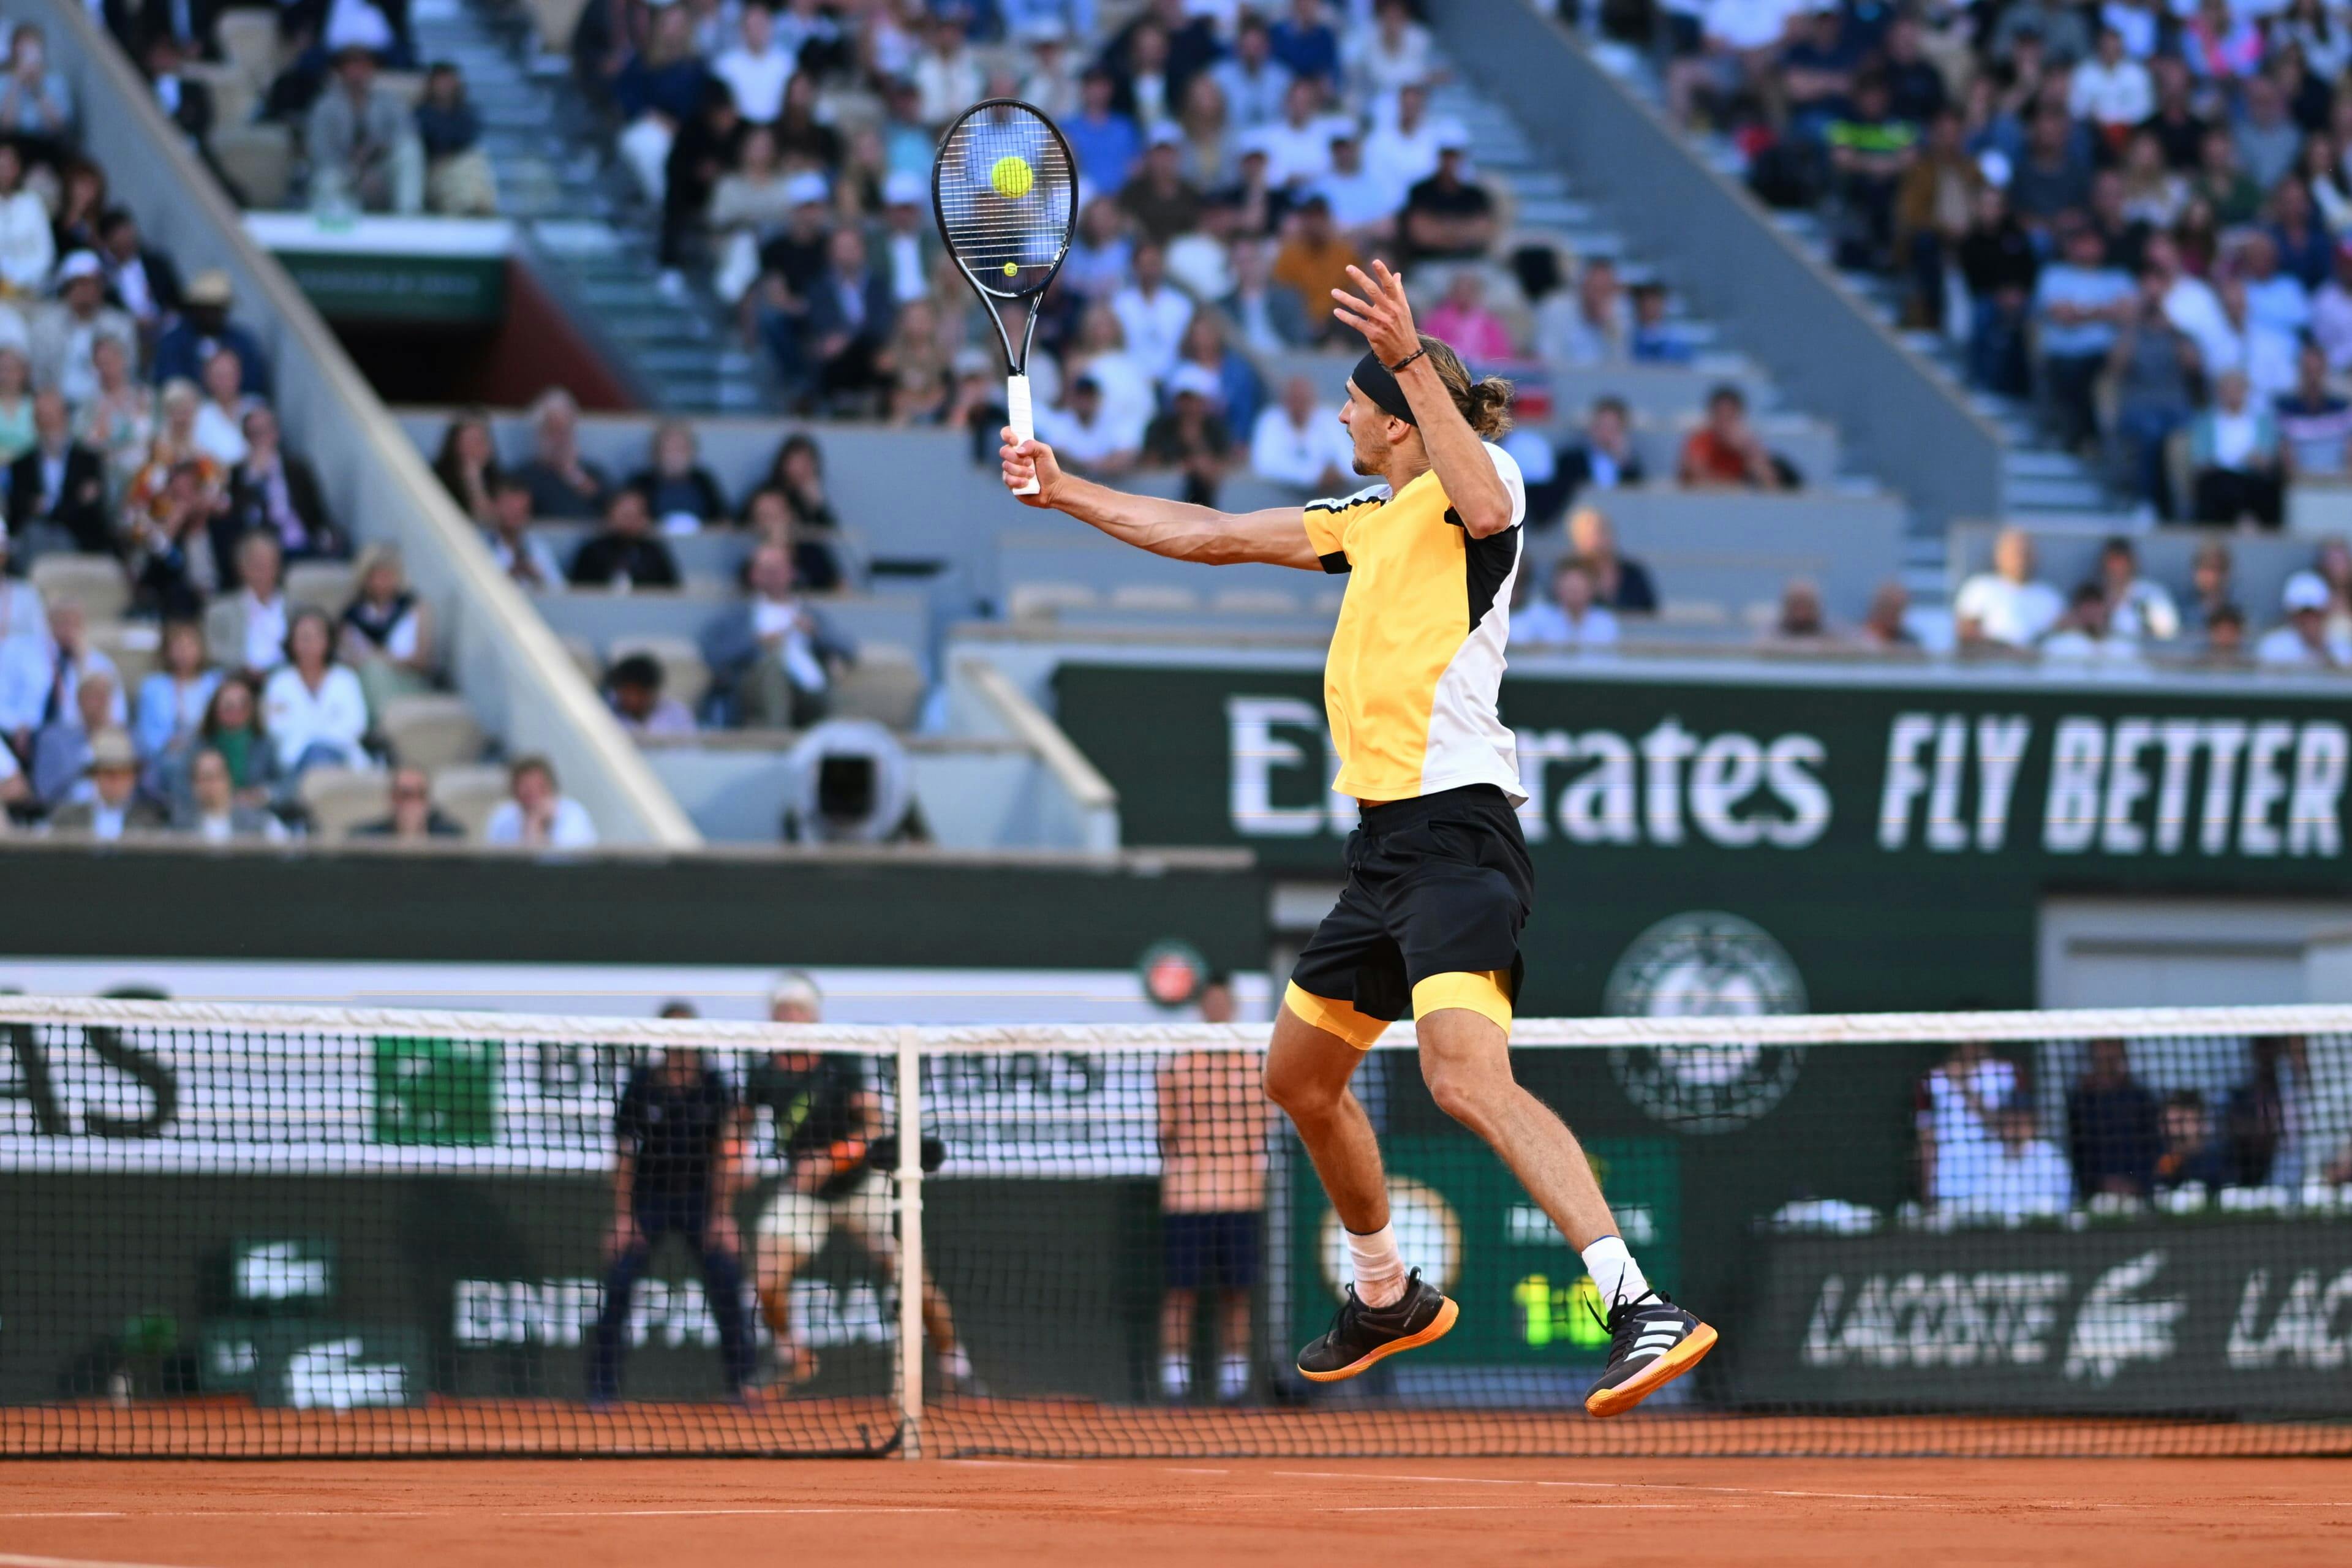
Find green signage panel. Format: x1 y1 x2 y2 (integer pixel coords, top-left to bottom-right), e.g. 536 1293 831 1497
372 1036 499 1146
274 251 505 324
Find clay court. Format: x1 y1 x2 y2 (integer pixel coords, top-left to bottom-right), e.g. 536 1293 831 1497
3 1453 2350 1568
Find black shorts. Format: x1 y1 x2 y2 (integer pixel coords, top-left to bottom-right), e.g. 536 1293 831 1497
1163 1210 1262 1291
1289 784 1534 1022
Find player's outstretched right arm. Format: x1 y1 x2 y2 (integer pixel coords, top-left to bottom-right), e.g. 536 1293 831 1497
1001 426 1321 571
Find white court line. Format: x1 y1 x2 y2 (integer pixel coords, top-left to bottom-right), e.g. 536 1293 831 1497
0 1507 950 1522
1270 1468 1927 1502
1330 1504 1678 1513
0 1553 213 1568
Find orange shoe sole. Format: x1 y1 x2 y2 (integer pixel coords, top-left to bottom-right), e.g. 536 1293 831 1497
1296 1295 1460 1383
1584 1322 1718 1419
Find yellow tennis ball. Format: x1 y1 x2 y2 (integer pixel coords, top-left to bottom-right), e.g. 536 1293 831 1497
990 154 1035 200
1002 262 1019 277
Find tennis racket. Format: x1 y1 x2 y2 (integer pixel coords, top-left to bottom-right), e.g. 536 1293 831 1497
932 98 1077 495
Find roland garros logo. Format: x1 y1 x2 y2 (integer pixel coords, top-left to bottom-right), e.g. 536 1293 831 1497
1602 913 1809 1134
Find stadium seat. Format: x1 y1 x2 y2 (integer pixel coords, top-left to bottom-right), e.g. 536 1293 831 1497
181 62 255 134
526 0 597 54
1009 582 1098 622
1657 600 1730 628
377 72 428 108
1212 588 1302 615
429 764 512 840
215 9 282 89
559 635 603 685
29 553 130 622
832 643 926 731
608 633 712 710
379 694 486 772
209 124 293 210
301 767 392 841
1109 584 1200 614
285 561 358 616
87 620 160 688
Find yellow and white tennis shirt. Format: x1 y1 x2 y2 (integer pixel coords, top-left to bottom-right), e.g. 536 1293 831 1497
1301 442 1527 806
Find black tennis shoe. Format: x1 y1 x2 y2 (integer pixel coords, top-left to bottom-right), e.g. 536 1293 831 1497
1584 1289 1717 1418
1295 1268 1459 1382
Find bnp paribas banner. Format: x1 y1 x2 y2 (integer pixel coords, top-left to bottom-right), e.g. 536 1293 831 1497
1052 657 2352 1015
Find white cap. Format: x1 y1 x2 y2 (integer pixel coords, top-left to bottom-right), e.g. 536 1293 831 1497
769 970 823 1014
882 170 925 206
1166 362 1223 402
783 170 830 206
55 251 102 287
1978 149 2013 189
1434 123 1473 154
1146 120 1184 149
2283 569 2331 612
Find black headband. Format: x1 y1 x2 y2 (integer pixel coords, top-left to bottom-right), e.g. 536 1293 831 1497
1351 350 1417 426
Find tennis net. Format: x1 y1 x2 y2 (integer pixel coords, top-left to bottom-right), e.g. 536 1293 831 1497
2 995 2350 1458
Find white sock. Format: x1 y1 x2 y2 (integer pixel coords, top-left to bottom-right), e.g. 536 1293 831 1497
1581 1234 1651 1308
1217 1353 1249 1401
1161 1351 1191 1398
1346 1223 1408 1308
938 1343 974 1384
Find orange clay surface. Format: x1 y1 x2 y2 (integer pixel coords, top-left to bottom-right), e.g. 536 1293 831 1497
2 1454 2350 1567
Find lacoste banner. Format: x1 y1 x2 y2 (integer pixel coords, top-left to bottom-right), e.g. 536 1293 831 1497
1051 659 2352 1015
1744 1223 2352 1414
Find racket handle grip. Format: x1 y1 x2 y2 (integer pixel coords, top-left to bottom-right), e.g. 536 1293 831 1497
1006 373 1039 496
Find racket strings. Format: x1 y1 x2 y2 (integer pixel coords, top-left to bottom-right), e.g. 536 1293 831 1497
935 107 1075 300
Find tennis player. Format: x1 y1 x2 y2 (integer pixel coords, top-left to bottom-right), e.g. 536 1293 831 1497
998 260 1714 1417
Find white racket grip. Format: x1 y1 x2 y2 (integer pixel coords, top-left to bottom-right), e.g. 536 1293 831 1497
1007 373 1039 496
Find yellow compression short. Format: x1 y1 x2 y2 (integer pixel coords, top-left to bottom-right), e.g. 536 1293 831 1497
1283 971 1513 1050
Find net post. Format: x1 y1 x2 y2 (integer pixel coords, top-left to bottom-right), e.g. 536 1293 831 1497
894 1024 925 1459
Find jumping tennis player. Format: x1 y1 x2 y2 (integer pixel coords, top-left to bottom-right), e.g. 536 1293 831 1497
998 260 1715 1417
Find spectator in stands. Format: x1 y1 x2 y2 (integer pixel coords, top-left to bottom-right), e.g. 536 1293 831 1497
433 410 503 527
628 420 728 535
1112 240 1194 386
1270 198 1358 349
2225 1035 2326 1187
2097 536 2180 642
2201 603 2250 661
1919 1040 2023 1208
2108 265 2200 517
262 608 368 777
2034 225 2134 454
1540 256 1629 368
1763 578 1836 646
2315 244 2352 373
1567 506 1657 614
1249 374 1352 492
1177 314 1264 438
1958 186 2038 395
2278 339 2352 480
658 81 742 292
757 433 846 594
0 527 39 643
712 1 792 126
2071 27 2154 139
911 14 982 128
2258 570 2350 667
1553 396 1645 511
191 671 279 811
1219 236 1309 353
351 762 464 839
308 46 423 214
1311 126 1395 242
568 488 682 590
2181 539 2236 637
225 405 338 565
0 598 121 764
127 459 224 619
152 271 266 397
704 542 851 729
2209 274 2299 402
1401 133 1494 263
514 389 610 522
1423 270 1516 363
31 668 119 807
75 334 154 491
873 173 935 307
1955 526 2064 650
130 382 216 538
2320 537 2352 645
0 149 54 304
1826 74 1920 270
2153 1090 2230 1192
45 729 161 840
1261 78 1338 192
31 252 134 409
1860 581 1918 650
191 348 258 467
1066 67 1141 196
1349 0 1438 104
137 34 214 174
339 545 435 716
612 5 710 206
1628 281 1692 364
606 652 696 739
485 755 598 848
7 390 108 556
0 26 73 164
0 347 34 462
708 129 795 303
1156 970 1265 1405
206 531 288 674
1213 15 1292 129
2188 369 2285 526
1271 0 1341 90
801 228 895 414
418 61 499 217
1142 364 1234 507
1509 557 1618 649
134 617 217 780
175 745 286 842
2067 1039 2162 1198
1036 373 1141 475
1678 384 1788 491
482 473 560 589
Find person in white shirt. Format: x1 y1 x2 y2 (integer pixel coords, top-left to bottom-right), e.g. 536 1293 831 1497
2145 233 2230 366
1259 79 1341 189
2258 570 2352 667
0 142 54 295
221 532 292 675
190 347 258 467
0 599 122 760
1248 374 1354 489
1109 240 1194 386
2313 242 2352 374
1036 375 1144 472
483 475 563 588
0 524 42 643
1920 1041 2021 1208
2208 275 2299 400
2095 534 2180 640
1346 0 1438 108
1954 526 2065 649
1942 1101 2076 1216
1509 557 1620 648
261 609 369 775
2239 232 2312 339
2039 582 2147 665
711 0 794 125
911 13 984 129
1362 81 1447 198
484 755 598 848
2068 27 2154 131
1062 303 1156 438
1311 126 1400 236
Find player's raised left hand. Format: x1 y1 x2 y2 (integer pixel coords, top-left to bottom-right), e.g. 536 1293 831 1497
1331 260 1420 368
